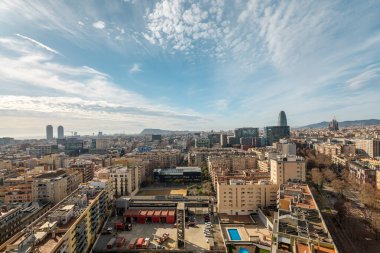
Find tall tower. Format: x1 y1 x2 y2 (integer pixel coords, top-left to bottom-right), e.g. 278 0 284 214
278 111 288 126
46 125 53 140
57 125 64 139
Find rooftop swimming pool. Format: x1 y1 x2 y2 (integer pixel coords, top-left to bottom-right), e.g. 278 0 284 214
238 248 249 253
228 228 241 240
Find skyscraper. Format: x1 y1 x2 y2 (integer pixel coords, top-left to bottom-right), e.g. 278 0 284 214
46 125 53 140
57 125 64 139
278 111 287 126
264 111 290 145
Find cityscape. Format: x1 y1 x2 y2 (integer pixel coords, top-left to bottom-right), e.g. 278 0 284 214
1 1 380 253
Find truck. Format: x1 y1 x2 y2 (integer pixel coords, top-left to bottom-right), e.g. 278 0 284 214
107 238 116 249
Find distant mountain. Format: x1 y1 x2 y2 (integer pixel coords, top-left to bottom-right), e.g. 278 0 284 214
140 128 194 135
301 119 380 129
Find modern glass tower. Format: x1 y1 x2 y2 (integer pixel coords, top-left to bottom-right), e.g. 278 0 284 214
278 111 287 126
46 125 53 140
57 125 64 139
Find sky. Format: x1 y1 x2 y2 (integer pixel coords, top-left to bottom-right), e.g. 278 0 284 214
0 0 380 138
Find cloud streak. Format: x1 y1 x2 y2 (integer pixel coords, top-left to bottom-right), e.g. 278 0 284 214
15 33 62 55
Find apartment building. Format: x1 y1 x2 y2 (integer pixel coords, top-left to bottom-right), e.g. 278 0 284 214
2 181 112 253
315 143 355 156
0 206 22 245
270 155 306 185
217 179 277 215
31 170 68 204
355 139 380 158
348 161 377 187
39 154 67 170
110 166 140 197
69 160 95 183
272 182 337 253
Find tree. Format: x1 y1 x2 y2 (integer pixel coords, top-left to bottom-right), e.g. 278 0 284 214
323 168 337 182
311 168 323 189
331 179 346 196
227 243 236 253
334 198 348 222
359 183 377 208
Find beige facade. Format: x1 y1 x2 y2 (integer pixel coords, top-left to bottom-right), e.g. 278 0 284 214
110 166 140 196
217 179 278 215
270 155 306 185
348 161 377 187
32 176 68 203
315 143 342 156
355 139 380 158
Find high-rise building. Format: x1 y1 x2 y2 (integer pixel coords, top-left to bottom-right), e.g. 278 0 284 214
328 117 339 131
270 155 306 185
355 139 380 158
57 125 64 139
264 126 290 145
278 110 288 126
46 125 53 140
264 112 290 145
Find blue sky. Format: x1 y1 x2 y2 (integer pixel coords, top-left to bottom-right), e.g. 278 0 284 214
0 0 379 137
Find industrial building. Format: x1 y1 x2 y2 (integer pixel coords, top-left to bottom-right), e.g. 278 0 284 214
153 167 202 182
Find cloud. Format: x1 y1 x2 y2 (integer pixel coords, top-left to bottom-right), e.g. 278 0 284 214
129 63 142 73
143 0 226 53
0 36 208 133
92 20 106 29
15 33 62 56
211 99 229 110
346 64 380 89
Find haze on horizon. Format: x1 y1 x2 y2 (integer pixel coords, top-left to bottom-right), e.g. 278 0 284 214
0 0 380 138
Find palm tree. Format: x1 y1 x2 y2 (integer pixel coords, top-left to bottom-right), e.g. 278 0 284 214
227 243 236 253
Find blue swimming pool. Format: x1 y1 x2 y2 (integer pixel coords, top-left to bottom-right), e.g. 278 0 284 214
238 248 249 253
228 228 241 240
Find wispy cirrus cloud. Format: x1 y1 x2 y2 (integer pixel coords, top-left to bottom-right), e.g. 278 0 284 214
0 35 208 134
346 64 380 90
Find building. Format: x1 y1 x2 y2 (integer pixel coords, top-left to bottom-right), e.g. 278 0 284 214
278 110 287 126
0 206 22 245
92 138 112 150
355 139 380 158
348 161 377 187
264 126 290 146
153 167 201 183
31 170 69 204
328 117 339 131
216 179 277 215
273 140 296 156
2 182 112 253
270 155 306 185
195 137 210 148
272 182 337 253
70 160 94 182
220 134 228 147
315 142 356 156
46 125 53 140
57 125 64 139
28 144 58 158
3 179 33 203
377 170 380 191
110 166 140 197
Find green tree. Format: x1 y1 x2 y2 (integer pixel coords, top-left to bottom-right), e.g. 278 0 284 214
227 243 236 253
